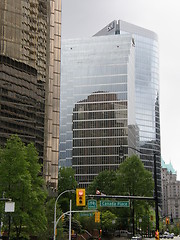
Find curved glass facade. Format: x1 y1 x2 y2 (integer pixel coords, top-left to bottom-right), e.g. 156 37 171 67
0 0 61 189
60 20 161 195
60 35 139 186
95 20 161 196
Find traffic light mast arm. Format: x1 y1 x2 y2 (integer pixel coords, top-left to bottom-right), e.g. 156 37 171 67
87 194 154 201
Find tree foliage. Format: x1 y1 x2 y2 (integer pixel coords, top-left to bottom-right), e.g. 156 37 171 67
101 210 117 232
58 167 77 194
0 135 47 239
87 170 117 195
115 155 154 197
58 167 77 212
87 155 154 235
43 197 63 240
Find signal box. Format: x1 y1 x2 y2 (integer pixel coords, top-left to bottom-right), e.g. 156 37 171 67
76 188 86 206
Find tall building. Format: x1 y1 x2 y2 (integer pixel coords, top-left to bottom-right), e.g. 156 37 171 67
60 34 138 186
94 20 161 195
60 20 161 194
0 0 61 190
161 159 180 221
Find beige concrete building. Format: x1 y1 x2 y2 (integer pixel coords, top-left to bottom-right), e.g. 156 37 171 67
0 0 61 190
161 159 180 221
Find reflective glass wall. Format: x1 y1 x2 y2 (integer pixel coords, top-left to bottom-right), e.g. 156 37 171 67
0 0 61 189
60 35 138 187
95 20 161 197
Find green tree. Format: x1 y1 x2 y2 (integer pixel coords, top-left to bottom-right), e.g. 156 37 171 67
58 167 77 193
115 155 154 197
43 197 63 240
86 155 154 235
101 210 117 233
76 214 98 233
88 170 117 195
115 155 154 234
58 167 77 212
0 135 47 239
25 142 47 237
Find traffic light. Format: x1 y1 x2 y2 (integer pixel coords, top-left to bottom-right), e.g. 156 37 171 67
76 188 85 206
155 230 159 240
95 211 100 223
166 217 169 225
170 213 173 223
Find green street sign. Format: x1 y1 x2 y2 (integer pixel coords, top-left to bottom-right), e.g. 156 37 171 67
88 199 97 209
80 212 93 217
100 200 129 208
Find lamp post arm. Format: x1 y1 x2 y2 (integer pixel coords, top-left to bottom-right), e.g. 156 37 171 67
54 189 75 240
119 145 141 158
0 198 12 202
55 189 75 206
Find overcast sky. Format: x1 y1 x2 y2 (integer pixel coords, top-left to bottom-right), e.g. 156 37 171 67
61 0 180 179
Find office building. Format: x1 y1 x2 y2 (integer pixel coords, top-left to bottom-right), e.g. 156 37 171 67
94 20 161 194
0 0 61 190
60 34 138 186
60 20 161 193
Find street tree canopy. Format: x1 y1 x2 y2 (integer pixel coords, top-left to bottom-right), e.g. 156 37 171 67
58 167 77 194
101 210 117 232
86 155 154 234
58 167 78 212
0 135 47 239
115 155 154 197
87 170 117 195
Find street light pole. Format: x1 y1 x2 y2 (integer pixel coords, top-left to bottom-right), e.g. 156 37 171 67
154 152 159 231
53 189 75 240
69 199 72 240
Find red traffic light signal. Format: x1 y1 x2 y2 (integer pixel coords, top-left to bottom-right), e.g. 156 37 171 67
166 217 169 225
76 189 85 206
155 230 159 240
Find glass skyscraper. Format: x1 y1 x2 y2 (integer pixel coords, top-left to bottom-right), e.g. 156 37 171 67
60 35 139 186
95 20 161 194
0 0 61 190
60 20 161 195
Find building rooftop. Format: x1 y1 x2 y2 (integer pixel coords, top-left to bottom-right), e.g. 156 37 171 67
161 158 176 174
